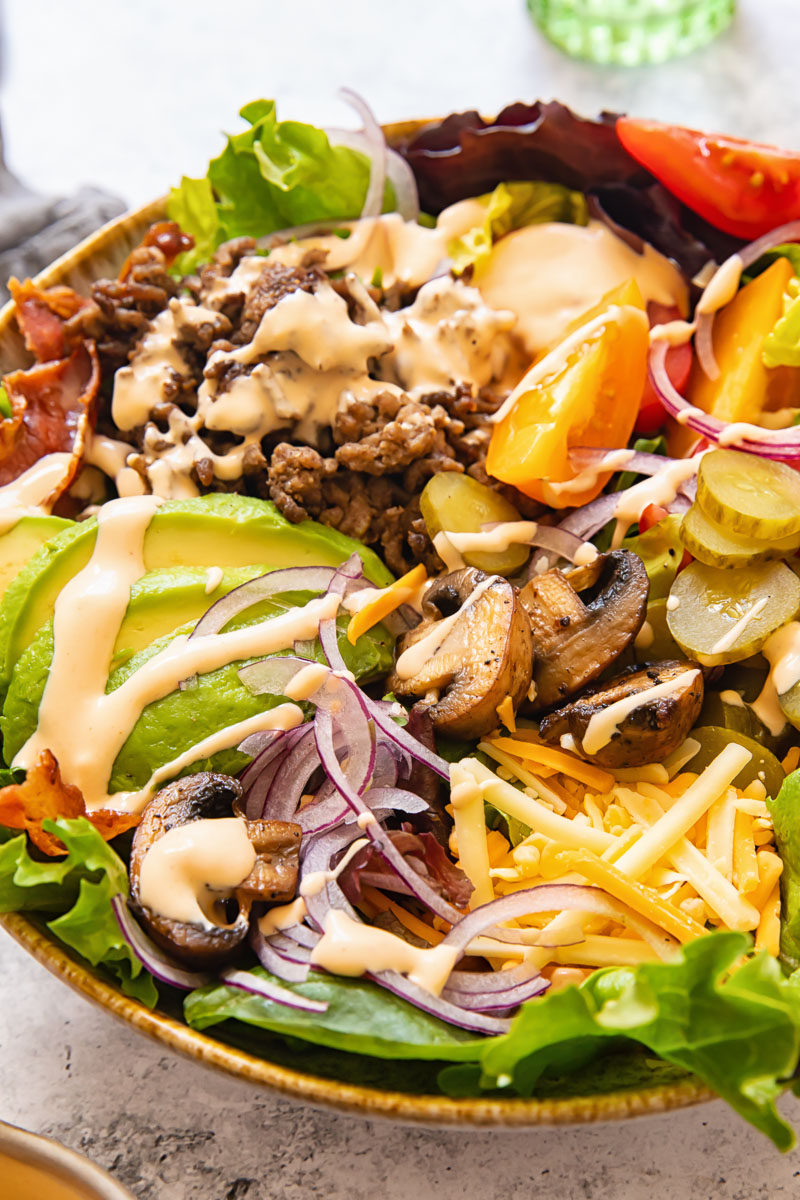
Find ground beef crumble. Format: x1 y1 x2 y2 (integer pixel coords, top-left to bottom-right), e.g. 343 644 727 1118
64 231 538 573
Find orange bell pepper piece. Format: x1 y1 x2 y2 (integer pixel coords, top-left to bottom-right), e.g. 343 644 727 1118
487 283 649 508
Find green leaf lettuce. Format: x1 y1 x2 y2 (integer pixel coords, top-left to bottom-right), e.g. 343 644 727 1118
448 180 588 275
167 100 390 273
457 933 800 1150
0 816 157 1007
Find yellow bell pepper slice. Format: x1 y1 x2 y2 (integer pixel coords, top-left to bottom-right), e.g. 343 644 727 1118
487 284 649 508
346 563 427 646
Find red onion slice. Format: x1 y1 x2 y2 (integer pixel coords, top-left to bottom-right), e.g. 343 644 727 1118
694 311 719 381
368 970 512 1035
441 974 549 1012
338 89 387 220
385 148 420 221
219 967 328 1013
648 340 800 459
365 697 449 780
692 221 800 384
190 566 339 641
250 924 311 983
438 884 678 960
111 896 211 991
314 704 462 925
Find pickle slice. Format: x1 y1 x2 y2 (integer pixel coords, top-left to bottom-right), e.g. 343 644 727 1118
420 474 530 576
680 502 800 569
697 448 800 539
698 690 793 755
667 559 800 665
683 727 785 796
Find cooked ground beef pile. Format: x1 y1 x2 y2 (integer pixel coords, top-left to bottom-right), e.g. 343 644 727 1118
68 232 534 575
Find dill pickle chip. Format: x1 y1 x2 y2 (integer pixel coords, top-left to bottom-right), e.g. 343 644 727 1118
697 448 800 539
680 502 800 569
420 474 530 576
683 727 785 796
667 559 800 665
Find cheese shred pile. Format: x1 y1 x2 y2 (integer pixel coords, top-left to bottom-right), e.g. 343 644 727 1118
448 731 785 991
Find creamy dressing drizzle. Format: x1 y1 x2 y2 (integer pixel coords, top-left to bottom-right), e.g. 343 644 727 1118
612 455 704 548
708 597 769 656
138 816 256 927
695 254 743 316
299 837 368 898
581 670 701 755
477 220 687 355
393 575 496 681
284 661 331 701
310 908 460 995
258 896 308 937
649 319 696 346
204 566 224 595
14 495 339 813
751 621 800 735
0 452 73 532
720 689 746 708
127 704 304 815
545 449 636 499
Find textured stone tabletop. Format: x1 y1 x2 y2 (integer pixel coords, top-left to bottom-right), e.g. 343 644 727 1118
3 1 800 1196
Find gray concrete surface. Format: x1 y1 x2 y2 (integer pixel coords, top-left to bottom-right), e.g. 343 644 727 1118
3 1 800 1195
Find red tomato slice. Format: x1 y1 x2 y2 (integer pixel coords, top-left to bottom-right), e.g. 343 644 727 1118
616 117 800 241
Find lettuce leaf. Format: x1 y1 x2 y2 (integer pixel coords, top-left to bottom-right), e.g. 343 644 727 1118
168 99 389 273
768 768 800 969
448 180 587 274
763 277 800 369
453 933 800 1150
0 816 157 1006
184 966 485 1062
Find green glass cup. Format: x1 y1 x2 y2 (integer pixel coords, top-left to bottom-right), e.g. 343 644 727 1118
528 0 735 65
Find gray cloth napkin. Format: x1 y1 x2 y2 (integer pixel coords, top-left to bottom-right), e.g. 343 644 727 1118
0 131 125 303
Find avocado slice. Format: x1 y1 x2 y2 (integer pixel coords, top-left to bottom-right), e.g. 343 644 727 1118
0 494 392 700
0 515 72 601
2 598 393 789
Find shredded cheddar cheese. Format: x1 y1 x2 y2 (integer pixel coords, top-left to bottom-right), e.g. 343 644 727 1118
453 732 783 973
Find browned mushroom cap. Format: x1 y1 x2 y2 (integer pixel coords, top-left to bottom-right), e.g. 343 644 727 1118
387 567 533 740
520 550 649 711
129 771 301 970
539 660 704 768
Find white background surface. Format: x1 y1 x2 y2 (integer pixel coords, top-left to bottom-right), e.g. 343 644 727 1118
2 1 800 1196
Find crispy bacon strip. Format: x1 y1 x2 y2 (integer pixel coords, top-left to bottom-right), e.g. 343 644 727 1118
118 220 194 281
0 341 100 491
8 277 91 363
0 750 139 855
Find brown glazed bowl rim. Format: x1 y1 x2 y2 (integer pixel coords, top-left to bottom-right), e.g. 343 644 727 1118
0 116 716 1128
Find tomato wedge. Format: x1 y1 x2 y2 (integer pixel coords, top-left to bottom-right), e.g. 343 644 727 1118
616 117 800 241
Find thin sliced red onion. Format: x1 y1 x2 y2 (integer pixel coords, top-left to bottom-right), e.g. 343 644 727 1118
692 221 800 384
365 696 449 780
111 896 211 991
319 553 365 672
219 967 328 1012
441 974 549 1012
445 962 541 995
694 311 719 381
368 970 512 1035
648 341 800 459
338 89 386 220
385 148 420 221
250 924 310 983
274 924 320 950
262 724 322 821
567 447 674 477
315 704 462 925
438 884 677 960
191 567 339 641
557 491 622 541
